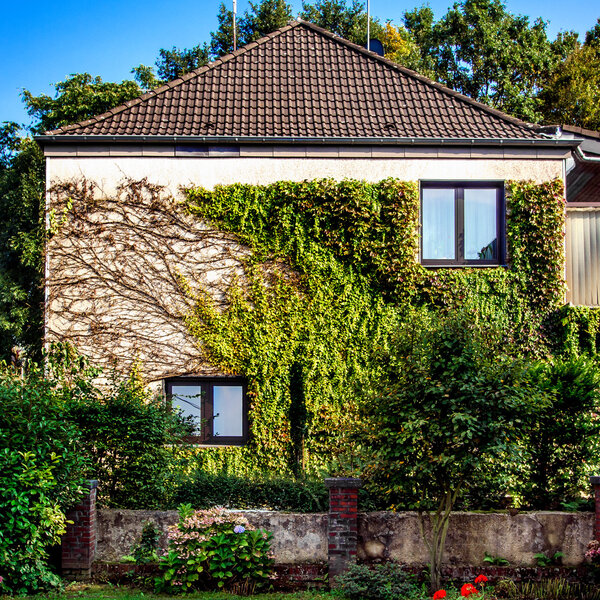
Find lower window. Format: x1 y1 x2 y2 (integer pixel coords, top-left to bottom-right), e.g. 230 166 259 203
166 377 248 445
421 182 504 266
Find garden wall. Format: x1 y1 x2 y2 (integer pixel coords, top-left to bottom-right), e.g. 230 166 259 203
96 509 593 567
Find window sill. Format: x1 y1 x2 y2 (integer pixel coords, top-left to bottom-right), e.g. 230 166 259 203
422 263 508 269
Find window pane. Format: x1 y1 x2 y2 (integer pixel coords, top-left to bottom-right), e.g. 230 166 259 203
464 189 497 260
422 188 455 260
171 384 202 432
213 385 243 437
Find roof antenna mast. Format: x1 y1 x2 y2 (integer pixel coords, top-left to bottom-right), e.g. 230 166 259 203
367 0 370 51
233 0 237 51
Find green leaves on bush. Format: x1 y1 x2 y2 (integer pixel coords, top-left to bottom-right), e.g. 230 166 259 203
333 562 419 600
172 471 329 512
0 365 88 595
65 368 189 509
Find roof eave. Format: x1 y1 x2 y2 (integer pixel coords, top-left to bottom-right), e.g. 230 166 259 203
35 134 581 148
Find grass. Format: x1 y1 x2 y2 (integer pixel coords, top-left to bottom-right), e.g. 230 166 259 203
8 584 336 600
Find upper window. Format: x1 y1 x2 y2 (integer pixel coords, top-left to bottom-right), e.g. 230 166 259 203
166 377 247 445
421 183 505 266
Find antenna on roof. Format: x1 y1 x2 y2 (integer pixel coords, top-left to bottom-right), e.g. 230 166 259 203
367 0 370 51
233 0 237 51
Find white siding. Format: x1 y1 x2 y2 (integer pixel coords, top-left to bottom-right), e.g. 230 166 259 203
567 209 600 306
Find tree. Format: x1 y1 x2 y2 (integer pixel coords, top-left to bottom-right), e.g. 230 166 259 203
210 2 239 57
22 73 142 134
360 306 536 591
403 0 577 122
0 74 145 361
300 0 384 46
540 35 600 129
239 0 293 44
211 0 292 57
381 22 431 75
512 357 600 508
0 126 44 361
155 44 211 82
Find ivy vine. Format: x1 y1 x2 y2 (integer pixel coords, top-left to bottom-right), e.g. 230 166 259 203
181 177 571 476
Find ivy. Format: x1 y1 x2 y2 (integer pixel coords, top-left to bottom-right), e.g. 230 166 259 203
179 177 568 476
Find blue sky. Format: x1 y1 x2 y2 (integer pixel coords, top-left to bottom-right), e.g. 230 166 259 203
1 0 598 129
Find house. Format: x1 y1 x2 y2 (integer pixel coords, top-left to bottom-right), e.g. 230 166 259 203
556 125 600 306
36 21 585 461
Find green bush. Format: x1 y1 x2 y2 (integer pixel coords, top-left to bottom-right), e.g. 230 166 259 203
510 356 600 509
156 505 274 593
172 471 329 512
333 562 419 600
65 370 189 509
0 365 88 595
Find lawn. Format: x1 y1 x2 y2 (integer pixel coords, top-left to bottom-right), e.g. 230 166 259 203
9 584 336 600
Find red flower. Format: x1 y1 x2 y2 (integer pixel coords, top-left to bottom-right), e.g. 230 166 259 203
474 574 488 585
461 583 478 597
433 591 447 600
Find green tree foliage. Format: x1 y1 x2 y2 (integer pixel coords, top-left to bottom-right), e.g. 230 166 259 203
360 305 536 591
0 360 88 594
65 367 189 508
0 126 44 361
211 0 292 57
512 357 600 508
0 74 144 361
22 73 142 134
540 36 600 129
403 0 577 121
131 64 161 90
240 0 293 44
155 44 211 82
300 0 384 46
210 3 239 57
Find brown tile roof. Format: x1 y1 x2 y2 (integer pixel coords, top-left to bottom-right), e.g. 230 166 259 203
46 21 542 141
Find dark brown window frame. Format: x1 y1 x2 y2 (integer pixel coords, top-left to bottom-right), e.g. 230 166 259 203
420 181 506 267
165 377 248 446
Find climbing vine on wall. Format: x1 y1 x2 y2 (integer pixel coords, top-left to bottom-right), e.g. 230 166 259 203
182 177 567 475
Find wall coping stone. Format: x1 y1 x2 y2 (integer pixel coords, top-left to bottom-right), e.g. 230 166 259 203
325 477 363 488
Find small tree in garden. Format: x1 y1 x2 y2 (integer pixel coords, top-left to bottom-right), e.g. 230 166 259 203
360 306 538 592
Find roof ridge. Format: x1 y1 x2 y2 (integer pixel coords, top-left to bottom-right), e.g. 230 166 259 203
46 21 305 135
295 19 536 134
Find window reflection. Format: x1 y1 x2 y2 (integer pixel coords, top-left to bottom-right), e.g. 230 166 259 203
422 188 455 260
213 385 243 437
171 384 202 432
464 189 497 260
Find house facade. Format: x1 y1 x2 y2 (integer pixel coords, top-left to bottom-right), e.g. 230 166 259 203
37 21 584 454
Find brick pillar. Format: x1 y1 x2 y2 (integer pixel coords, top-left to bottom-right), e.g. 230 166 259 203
61 480 98 579
591 476 600 541
325 477 362 584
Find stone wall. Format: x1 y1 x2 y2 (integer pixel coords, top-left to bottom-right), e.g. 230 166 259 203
97 509 593 568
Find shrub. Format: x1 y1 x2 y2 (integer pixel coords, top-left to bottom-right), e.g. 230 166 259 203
131 521 162 564
333 562 418 600
156 505 274 593
510 356 600 508
172 470 329 512
65 369 189 509
0 365 88 595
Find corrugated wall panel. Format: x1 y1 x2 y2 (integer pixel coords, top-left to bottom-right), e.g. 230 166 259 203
566 209 600 306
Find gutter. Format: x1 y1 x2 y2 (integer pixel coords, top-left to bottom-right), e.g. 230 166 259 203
575 146 600 164
34 134 582 148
